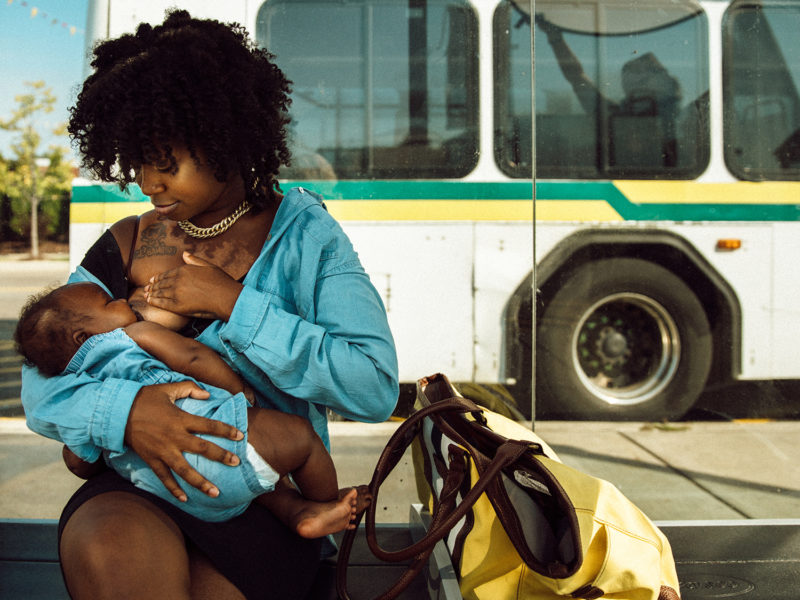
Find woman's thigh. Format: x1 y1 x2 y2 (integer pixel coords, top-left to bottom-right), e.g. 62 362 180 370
59 491 200 599
60 473 322 599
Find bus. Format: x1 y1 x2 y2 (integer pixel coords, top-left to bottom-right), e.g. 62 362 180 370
71 0 800 421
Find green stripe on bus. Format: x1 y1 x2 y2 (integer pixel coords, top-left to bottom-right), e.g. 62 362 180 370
72 180 535 202
71 180 800 221
284 180 534 200
626 203 800 221
72 184 145 203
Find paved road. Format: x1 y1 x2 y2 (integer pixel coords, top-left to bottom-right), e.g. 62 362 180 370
0 321 23 417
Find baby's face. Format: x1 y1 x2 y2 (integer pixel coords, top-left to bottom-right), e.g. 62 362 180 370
59 282 138 334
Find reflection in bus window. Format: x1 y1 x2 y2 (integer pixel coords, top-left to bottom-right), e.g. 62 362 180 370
724 1 800 181
495 0 709 180
256 0 479 180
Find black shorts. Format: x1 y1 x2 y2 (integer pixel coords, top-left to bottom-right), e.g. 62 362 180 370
59 470 322 599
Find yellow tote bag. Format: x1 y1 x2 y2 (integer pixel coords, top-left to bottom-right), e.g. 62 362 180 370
413 373 680 600
337 373 680 600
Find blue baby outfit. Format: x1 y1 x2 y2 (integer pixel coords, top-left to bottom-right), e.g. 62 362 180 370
66 328 276 521
21 187 398 514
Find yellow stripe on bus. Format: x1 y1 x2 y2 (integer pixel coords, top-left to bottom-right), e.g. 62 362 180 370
534 200 622 221
71 199 621 223
71 202 149 224
615 181 799 204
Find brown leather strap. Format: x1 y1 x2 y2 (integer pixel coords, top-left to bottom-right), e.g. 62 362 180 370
336 399 475 599
335 397 530 599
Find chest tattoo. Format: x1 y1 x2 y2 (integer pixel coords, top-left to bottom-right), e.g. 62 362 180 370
134 223 179 258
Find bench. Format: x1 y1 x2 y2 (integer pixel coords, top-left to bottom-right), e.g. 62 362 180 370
0 506 459 600
3 511 800 599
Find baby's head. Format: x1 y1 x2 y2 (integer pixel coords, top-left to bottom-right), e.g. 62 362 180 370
15 282 138 376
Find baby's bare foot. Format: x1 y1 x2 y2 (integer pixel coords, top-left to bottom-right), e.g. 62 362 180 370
295 488 359 539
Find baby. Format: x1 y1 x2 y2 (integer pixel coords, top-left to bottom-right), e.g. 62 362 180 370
15 281 367 537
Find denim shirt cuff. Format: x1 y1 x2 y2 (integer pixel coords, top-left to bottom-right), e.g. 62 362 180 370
224 285 270 352
92 378 143 453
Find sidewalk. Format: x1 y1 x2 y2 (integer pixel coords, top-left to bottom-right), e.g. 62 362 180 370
1 257 798 523
2 417 799 523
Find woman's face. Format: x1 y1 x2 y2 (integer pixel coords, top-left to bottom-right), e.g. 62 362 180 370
135 145 245 226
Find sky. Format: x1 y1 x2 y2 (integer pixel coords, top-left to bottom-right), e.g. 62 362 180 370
1 0 89 159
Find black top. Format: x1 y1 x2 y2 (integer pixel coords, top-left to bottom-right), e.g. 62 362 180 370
80 229 214 337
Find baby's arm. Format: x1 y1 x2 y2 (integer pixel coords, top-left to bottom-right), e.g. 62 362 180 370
125 321 248 398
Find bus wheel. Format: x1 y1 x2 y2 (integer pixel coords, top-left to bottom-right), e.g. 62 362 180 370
537 258 712 421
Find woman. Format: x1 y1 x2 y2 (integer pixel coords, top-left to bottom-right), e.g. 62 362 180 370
20 10 398 599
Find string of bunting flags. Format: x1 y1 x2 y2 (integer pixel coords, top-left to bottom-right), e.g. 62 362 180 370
5 0 84 36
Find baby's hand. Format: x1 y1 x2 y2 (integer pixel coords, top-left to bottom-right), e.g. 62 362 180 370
129 286 189 331
62 445 107 479
243 383 257 406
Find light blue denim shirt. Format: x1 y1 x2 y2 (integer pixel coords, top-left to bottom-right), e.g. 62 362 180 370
64 328 275 522
21 187 399 461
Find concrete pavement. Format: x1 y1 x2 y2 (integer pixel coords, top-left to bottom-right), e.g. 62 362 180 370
2 417 799 523
0 255 798 523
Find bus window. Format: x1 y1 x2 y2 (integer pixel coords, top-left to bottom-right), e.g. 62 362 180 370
256 0 479 180
724 0 800 181
495 0 710 180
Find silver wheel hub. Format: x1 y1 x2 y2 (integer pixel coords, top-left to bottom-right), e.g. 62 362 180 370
572 293 681 406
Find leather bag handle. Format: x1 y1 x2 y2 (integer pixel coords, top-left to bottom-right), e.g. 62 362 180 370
336 397 530 599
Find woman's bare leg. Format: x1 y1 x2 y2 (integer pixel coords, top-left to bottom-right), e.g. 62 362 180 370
187 544 246 600
60 491 246 599
59 491 192 599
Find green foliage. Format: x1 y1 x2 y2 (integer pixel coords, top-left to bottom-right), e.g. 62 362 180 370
0 81 74 254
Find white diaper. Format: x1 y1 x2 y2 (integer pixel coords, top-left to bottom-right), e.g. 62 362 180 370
245 443 280 490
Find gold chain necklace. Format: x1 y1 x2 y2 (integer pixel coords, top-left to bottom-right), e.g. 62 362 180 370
177 201 252 239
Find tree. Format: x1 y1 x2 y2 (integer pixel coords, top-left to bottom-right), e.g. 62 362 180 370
0 81 73 258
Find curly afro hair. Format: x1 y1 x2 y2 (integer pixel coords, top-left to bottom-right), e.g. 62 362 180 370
68 9 293 210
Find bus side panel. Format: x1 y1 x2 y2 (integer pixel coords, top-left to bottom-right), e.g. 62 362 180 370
69 223 107 268
106 0 248 38
670 223 775 378
474 223 533 382
770 223 800 376
342 222 475 382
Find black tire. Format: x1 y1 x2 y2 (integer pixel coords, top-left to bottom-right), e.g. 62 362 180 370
537 258 712 420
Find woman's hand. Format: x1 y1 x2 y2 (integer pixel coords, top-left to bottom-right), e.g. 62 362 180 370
125 381 244 502
144 252 243 321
